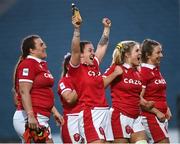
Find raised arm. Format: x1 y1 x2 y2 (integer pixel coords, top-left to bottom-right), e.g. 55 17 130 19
70 13 82 66
95 18 111 63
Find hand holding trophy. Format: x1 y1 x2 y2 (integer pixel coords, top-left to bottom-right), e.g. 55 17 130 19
72 3 82 27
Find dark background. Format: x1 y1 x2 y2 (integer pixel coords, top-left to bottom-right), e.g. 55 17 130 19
0 0 179 141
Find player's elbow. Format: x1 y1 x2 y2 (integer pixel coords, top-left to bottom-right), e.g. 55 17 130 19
66 98 77 105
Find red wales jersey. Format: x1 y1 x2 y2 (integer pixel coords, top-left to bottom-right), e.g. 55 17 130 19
104 63 142 118
68 57 108 108
57 76 82 115
15 55 54 117
140 63 167 114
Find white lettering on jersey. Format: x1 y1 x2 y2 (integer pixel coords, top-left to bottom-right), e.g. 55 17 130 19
44 73 53 79
22 68 29 76
88 71 101 76
154 79 166 84
60 82 65 90
124 78 141 85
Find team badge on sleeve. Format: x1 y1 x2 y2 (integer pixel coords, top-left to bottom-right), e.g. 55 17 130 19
60 82 65 90
22 68 29 76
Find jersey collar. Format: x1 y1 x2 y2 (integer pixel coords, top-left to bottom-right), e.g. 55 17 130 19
122 63 132 69
27 55 46 63
141 63 156 70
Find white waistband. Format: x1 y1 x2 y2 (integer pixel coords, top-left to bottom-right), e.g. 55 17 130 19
93 107 109 110
66 113 80 116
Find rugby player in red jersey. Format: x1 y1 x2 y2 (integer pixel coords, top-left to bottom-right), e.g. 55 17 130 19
58 51 121 143
58 53 84 143
12 35 64 143
104 41 148 143
140 39 172 143
66 13 118 143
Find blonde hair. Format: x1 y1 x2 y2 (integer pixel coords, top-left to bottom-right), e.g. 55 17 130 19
111 40 138 65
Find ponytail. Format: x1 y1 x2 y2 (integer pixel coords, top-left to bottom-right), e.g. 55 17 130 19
112 41 138 65
12 56 24 94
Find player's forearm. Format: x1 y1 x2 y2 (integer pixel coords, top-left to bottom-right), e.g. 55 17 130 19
20 91 33 113
103 72 118 88
66 90 78 105
140 88 145 99
19 83 34 115
103 76 113 88
51 106 58 114
96 27 110 63
98 27 110 46
71 27 80 53
147 107 159 114
71 27 81 66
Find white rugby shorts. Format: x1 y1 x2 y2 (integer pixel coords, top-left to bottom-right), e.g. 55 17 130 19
111 109 145 139
13 110 53 142
78 107 114 143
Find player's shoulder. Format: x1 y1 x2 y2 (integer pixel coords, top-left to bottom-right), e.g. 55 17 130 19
18 59 39 71
140 66 151 72
59 76 72 83
20 58 38 66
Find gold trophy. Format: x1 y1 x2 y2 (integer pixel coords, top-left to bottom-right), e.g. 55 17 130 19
71 3 82 25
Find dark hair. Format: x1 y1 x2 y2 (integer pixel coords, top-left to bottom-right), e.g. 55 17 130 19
21 35 40 59
12 35 40 93
61 53 71 77
80 40 92 53
141 39 161 63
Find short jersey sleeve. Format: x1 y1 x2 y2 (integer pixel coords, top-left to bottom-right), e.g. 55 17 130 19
103 64 116 77
18 60 37 83
140 67 152 88
58 77 73 95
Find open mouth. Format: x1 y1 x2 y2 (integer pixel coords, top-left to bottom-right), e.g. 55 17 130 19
137 57 141 61
157 58 161 63
90 55 94 61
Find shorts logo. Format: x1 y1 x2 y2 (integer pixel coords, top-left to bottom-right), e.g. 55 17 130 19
73 133 80 142
125 125 133 134
22 68 29 76
81 137 85 143
99 127 105 137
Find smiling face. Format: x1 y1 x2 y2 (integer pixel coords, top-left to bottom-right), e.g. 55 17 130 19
81 43 95 65
147 45 163 66
30 38 47 59
126 44 141 67
141 39 163 66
